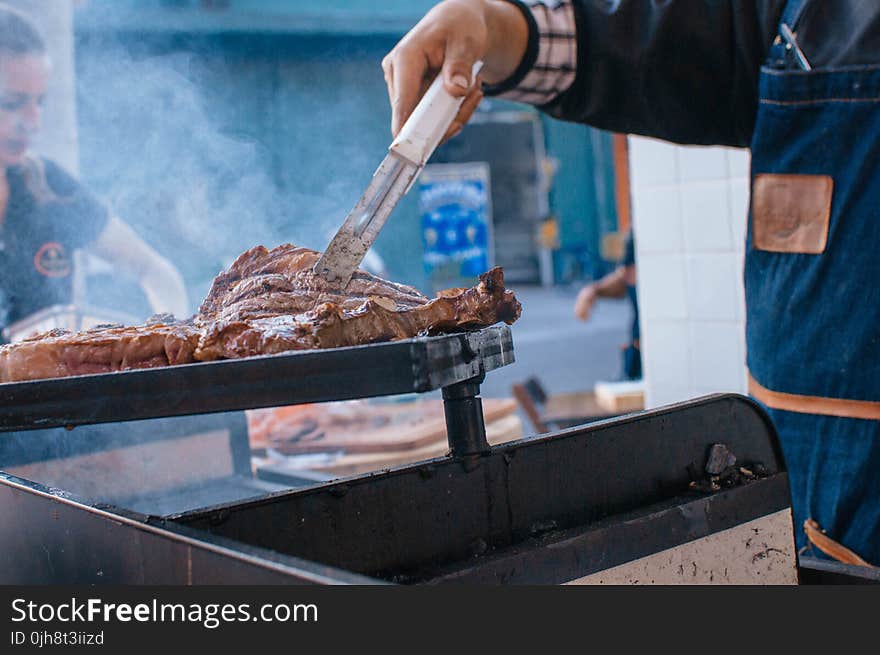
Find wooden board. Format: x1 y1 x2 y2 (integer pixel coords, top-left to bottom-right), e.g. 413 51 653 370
302 414 523 477
542 390 609 422
246 398 518 455
593 380 645 413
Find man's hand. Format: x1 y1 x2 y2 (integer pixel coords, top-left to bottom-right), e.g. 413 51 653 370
381 0 529 140
574 284 598 322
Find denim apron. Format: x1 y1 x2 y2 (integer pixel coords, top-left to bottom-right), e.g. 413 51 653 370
746 0 880 562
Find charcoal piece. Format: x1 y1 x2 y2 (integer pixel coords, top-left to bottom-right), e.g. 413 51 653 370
705 443 737 475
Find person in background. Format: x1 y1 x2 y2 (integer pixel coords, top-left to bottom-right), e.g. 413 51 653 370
574 230 641 381
0 4 188 342
382 0 880 565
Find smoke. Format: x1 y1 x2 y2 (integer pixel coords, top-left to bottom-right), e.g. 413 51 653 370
74 33 388 311
0 18 428 520
0 287 8 329
1 413 280 517
0 28 418 513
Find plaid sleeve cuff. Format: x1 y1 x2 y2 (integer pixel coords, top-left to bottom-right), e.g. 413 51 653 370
484 0 577 106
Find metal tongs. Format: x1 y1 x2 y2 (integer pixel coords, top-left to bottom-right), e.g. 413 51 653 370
313 62 483 290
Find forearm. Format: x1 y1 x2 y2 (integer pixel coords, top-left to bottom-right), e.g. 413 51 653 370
482 0 531 84
88 217 190 319
487 0 784 147
591 267 628 299
139 259 189 318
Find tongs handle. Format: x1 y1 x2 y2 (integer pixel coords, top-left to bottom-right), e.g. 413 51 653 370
390 61 483 166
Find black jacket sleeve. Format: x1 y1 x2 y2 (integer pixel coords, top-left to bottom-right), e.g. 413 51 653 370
542 0 785 147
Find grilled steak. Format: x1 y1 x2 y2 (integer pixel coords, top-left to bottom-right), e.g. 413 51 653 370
0 322 199 383
0 243 521 383
194 244 521 360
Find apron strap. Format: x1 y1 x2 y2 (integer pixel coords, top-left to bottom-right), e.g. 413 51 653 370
803 519 876 567
780 0 809 30
768 0 811 69
748 372 880 420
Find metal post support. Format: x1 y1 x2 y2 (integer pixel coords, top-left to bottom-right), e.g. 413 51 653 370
441 375 490 457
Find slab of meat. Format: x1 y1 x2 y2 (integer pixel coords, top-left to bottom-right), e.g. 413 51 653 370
0 244 521 383
0 322 199 383
194 244 521 360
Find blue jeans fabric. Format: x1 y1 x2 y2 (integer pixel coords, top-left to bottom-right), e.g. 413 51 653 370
746 0 880 562
766 407 880 562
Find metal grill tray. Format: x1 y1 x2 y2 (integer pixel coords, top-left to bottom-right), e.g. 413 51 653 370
0 325 513 432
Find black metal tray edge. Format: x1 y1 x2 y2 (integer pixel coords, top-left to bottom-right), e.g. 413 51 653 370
0 325 513 432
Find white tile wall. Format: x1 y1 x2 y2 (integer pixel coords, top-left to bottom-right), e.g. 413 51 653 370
647 386 700 409
727 147 751 179
689 321 747 392
628 136 751 408
629 136 679 187
728 178 750 249
680 181 734 252
677 146 728 182
631 186 683 254
640 320 691 393
733 250 746 323
685 254 739 322
637 253 688 321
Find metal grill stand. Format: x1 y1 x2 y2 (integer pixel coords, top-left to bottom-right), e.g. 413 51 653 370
0 325 514 525
0 325 515 435
4 326 847 586
442 374 490 457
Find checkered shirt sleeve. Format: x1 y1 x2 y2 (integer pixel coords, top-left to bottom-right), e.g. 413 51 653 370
488 0 578 106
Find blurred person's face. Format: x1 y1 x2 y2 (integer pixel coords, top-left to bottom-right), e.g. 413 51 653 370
0 53 48 168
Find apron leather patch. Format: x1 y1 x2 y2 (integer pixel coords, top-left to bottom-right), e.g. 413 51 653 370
752 174 832 254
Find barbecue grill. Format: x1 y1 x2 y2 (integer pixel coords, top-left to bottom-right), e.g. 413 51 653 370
0 325 873 584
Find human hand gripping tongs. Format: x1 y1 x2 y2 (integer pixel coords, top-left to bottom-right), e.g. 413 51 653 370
313 62 483 290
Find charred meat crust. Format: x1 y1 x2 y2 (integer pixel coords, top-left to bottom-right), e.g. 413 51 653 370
0 323 199 383
0 244 522 382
